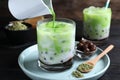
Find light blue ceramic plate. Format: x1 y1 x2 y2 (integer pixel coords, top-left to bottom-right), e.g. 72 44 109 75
18 44 110 80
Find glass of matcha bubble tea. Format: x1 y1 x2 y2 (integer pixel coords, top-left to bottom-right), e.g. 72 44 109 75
37 18 76 71
83 6 112 43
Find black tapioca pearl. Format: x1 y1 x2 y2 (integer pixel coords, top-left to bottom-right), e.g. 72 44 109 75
44 57 46 60
61 50 64 53
100 35 102 37
62 40 66 43
102 30 105 32
90 30 92 32
96 33 98 35
50 57 53 60
95 29 98 32
45 51 48 54
41 51 43 54
54 53 57 55
61 60 64 63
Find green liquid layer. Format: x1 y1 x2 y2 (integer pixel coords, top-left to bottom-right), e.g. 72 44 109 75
37 21 75 55
83 6 112 40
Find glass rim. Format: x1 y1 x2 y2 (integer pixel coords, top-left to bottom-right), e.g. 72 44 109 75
37 18 76 26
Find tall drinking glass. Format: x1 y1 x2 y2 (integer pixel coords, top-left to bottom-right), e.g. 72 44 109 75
83 6 112 45
37 18 76 71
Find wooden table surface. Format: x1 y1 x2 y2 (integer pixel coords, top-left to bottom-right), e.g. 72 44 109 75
0 19 120 80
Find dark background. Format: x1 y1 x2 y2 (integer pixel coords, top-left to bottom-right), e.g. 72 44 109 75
0 0 120 21
0 0 120 80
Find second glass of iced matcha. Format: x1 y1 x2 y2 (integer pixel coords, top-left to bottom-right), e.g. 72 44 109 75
83 6 112 44
37 18 76 71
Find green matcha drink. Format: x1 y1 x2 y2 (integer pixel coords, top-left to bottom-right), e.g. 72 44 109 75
37 0 76 71
37 18 75 71
83 6 111 42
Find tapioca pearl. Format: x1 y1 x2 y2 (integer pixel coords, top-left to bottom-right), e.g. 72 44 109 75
50 57 53 60
95 29 98 32
41 51 43 54
54 53 57 55
96 33 98 35
61 60 64 63
102 30 104 32
62 40 66 43
44 57 46 60
61 50 64 53
90 29 92 32
100 35 102 38
45 51 48 54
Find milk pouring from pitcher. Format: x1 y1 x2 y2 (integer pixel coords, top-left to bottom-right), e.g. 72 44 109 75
8 0 53 20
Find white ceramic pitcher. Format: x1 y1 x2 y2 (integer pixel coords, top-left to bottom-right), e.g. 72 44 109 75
8 0 53 20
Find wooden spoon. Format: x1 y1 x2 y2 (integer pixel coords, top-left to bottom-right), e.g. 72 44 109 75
77 45 114 73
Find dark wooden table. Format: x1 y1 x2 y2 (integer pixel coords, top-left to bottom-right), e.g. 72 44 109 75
0 19 120 80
